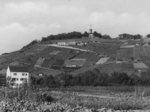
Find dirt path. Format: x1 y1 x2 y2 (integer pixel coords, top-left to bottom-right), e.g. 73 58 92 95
51 91 116 99
77 93 116 99
40 44 96 53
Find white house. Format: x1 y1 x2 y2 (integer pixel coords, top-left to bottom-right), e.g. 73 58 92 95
56 42 68 46
6 66 29 88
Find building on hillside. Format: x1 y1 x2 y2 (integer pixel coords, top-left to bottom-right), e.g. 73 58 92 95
55 39 88 46
76 42 87 46
143 37 150 45
32 67 62 77
6 66 29 88
56 41 68 46
64 58 86 68
89 26 94 39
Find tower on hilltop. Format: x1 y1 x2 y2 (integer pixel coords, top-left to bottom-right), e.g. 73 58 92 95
89 25 94 39
89 24 93 34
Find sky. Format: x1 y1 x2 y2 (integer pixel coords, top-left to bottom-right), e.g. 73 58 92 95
1 0 150 54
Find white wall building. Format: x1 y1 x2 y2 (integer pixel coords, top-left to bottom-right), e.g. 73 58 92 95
6 66 29 88
57 42 68 46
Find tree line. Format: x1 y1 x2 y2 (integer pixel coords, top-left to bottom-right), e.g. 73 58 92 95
118 33 142 40
21 31 111 49
41 31 111 42
30 69 150 88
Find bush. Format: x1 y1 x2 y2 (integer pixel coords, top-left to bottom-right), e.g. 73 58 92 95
36 93 55 102
109 72 132 85
46 75 57 88
79 71 97 86
93 72 109 86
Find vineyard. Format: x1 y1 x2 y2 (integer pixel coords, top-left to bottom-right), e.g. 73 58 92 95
133 45 150 68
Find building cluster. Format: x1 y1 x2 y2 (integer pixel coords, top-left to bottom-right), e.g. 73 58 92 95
55 40 87 46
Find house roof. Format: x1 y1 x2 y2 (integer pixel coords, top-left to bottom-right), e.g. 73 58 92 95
9 66 28 72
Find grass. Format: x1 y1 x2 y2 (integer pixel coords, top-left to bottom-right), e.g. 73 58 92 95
117 48 133 61
49 86 150 110
97 62 134 75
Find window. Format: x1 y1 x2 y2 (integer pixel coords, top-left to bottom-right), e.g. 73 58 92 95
13 73 17 75
22 73 27 76
20 78 24 81
20 78 27 83
11 78 18 81
11 78 16 81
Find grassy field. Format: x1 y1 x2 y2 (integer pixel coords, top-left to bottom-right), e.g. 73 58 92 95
117 47 133 61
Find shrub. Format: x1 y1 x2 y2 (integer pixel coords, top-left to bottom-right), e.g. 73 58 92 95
46 75 57 88
109 72 132 85
55 73 73 87
36 93 55 102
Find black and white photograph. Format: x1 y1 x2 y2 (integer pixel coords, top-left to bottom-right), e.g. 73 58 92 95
0 0 150 112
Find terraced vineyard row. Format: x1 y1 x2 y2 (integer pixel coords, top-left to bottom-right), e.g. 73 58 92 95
134 45 150 68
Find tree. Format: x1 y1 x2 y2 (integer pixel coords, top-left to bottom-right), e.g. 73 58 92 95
46 75 57 88
37 78 45 87
93 31 102 38
30 76 37 88
118 33 142 40
82 31 89 37
41 31 83 42
93 72 109 86
102 34 111 39
146 34 150 38
55 73 73 87
133 34 142 40
79 71 97 86
109 72 131 85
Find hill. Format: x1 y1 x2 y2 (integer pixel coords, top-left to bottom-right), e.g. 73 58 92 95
0 31 146 79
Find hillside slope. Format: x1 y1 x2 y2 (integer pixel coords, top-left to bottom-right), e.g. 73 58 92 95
0 38 144 76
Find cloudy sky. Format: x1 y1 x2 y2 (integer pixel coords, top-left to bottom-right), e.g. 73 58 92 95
0 0 150 54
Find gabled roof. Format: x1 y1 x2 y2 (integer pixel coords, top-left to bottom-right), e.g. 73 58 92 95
9 66 28 72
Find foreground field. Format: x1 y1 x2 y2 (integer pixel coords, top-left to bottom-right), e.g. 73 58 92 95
48 86 150 110
1 86 150 111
